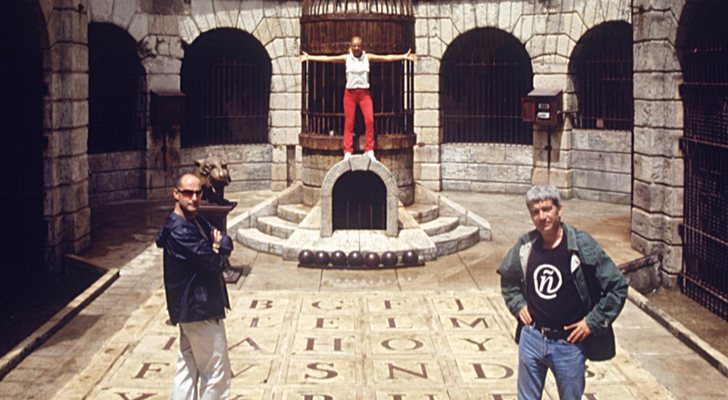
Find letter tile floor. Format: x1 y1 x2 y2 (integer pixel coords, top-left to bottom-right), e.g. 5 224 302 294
54 291 672 400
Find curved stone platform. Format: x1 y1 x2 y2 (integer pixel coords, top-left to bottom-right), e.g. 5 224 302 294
230 176 492 263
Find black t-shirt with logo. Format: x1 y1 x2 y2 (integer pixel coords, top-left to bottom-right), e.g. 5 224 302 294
526 236 586 330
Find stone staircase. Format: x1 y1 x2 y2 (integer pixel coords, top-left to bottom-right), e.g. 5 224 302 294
233 183 488 261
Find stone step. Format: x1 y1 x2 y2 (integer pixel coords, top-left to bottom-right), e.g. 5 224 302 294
407 203 439 223
236 228 285 256
431 225 480 256
419 216 460 236
277 203 311 224
257 216 298 239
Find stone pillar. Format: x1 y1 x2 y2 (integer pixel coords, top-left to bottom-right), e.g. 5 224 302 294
631 0 685 288
44 0 91 272
264 5 301 191
141 12 184 199
412 3 442 191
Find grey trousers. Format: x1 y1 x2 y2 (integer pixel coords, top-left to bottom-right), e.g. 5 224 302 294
172 319 231 400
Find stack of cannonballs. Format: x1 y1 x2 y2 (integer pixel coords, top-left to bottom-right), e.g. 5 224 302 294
298 249 421 269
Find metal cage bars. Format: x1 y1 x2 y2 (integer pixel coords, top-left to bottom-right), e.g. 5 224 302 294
301 60 414 137
570 22 633 131
181 30 271 147
303 0 413 16
440 29 533 144
678 2 728 321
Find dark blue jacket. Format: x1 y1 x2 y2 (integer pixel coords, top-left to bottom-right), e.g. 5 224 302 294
156 212 232 324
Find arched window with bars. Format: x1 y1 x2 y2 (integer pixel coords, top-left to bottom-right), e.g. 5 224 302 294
88 23 147 153
181 29 271 147
676 0 728 321
440 28 533 145
569 21 633 130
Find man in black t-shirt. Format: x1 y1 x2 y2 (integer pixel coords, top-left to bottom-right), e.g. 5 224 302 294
497 185 628 400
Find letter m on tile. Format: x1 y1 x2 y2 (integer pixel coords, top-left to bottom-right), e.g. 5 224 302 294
449 317 490 329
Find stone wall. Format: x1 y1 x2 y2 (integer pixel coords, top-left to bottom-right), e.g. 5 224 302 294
88 152 145 205
87 0 302 199
631 0 685 287
441 144 533 193
570 129 632 204
413 0 631 195
42 0 92 272
41 0 691 288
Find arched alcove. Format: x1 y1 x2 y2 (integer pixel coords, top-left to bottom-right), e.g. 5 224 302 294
0 1 45 303
569 21 633 130
181 28 271 147
333 171 386 230
88 23 147 153
676 0 728 321
320 157 398 237
440 28 533 144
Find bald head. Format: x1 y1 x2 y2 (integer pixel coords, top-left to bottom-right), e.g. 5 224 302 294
177 173 200 189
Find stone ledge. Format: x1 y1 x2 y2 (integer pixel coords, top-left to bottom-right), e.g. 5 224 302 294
628 290 728 379
0 256 119 380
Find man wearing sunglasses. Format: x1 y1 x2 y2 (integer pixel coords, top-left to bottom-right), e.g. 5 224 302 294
156 173 233 399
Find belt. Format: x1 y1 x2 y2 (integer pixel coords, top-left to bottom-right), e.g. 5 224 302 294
532 324 570 341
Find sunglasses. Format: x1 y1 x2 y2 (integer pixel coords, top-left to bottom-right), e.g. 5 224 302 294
176 188 203 198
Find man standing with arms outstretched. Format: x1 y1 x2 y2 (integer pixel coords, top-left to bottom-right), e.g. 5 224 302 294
156 173 233 400
498 185 628 399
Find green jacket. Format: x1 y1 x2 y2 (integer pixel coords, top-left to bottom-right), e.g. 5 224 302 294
497 223 628 336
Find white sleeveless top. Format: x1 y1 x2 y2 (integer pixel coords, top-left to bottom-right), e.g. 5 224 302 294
345 50 370 89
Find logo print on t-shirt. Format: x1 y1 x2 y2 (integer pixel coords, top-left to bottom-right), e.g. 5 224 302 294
533 264 563 300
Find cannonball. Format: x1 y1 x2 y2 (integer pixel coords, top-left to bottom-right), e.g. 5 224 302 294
330 250 347 267
298 249 314 265
381 251 398 267
314 251 330 266
364 252 381 268
402 250 419 266
347 251 364 267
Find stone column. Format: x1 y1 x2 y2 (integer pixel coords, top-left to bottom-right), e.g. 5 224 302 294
263 5 301 191
413 2 442 191
631 0 685 288
44 0 91 272
143 12 184 199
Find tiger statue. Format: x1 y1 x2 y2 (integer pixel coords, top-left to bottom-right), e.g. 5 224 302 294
193 157 232 205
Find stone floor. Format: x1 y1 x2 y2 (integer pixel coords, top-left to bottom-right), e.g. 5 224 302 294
1 190 727 399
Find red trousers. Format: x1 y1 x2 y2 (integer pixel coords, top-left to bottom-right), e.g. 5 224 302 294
343 88 374 154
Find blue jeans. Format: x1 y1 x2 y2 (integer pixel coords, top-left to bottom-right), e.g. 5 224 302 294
518 325 586 400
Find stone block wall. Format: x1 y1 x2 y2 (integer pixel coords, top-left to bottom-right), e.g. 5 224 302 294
87 152 145 205
631 0 685 287
413 0 630 195
86 0 302 200
441 144 533 193
570 129 632 204
40 0 689 289
42 0 92 273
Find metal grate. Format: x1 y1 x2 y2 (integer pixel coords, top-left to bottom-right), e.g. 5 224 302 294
333 171 386 230
570 22 633 130
181 29 271 147
678 1 728 321
440 28 533 144
302 0 413 16
302 60 414 137
88 23 147 153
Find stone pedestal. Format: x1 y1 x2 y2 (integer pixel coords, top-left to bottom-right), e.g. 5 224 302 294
300 133 416 207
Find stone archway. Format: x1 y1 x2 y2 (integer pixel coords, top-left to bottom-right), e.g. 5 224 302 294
320 156 399 237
